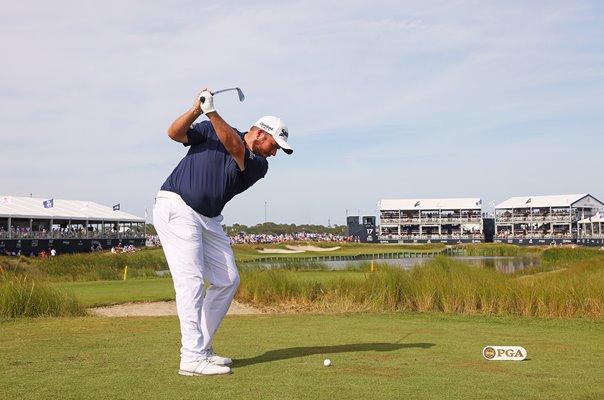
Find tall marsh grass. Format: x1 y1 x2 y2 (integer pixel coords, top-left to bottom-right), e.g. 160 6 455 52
459 243 543 257
541 246 602 263
0 270 86 319
237 256 604 318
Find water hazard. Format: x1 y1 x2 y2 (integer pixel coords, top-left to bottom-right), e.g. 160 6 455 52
255 256 540 274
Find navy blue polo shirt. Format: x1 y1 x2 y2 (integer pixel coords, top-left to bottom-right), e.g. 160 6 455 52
160 121 268 217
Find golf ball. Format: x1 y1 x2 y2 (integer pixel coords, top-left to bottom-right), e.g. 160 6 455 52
323 359 331 367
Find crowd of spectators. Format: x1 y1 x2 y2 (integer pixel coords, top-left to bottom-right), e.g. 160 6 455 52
2 248 56 258
146 235 161 247
0 225 145 240
142 232 345 247
229 231 348 245
495 229 574 239
111 243 138 253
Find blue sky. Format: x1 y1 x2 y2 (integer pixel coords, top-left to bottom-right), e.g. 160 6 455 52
1 1 603 226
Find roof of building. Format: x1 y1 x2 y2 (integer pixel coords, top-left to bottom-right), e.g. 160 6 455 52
379 198 482 210
0 195 144 222
495 194 604 210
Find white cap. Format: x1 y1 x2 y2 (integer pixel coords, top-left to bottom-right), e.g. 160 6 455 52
253 116 293 154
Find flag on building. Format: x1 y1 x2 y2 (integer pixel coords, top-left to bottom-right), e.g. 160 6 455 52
43 199 54 208
113 204 120 211
414 201 421 207
144 207 148 219
525 198 532 204
476 199 482 206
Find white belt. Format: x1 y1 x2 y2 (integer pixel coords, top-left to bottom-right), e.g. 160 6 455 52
157 190 182 200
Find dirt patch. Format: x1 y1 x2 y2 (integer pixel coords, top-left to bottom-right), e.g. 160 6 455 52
90 300 261 317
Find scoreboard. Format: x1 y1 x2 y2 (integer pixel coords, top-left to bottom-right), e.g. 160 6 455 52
346 215 378 243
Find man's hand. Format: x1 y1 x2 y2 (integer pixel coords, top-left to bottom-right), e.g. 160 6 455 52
198 90 216 115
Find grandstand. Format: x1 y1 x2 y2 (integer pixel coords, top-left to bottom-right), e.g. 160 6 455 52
494 194 604 246
377 198 484 244
0 195 146 255
577 211 604 246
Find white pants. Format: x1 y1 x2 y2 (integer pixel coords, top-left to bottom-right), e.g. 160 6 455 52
153 191 240 363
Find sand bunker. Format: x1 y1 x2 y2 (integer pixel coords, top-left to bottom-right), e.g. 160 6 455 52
256 248 306 254
285 245 341 252
91 300 259 317
256 245 341 254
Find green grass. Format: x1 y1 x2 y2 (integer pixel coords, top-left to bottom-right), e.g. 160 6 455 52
0 313 602 400
51 279 176 307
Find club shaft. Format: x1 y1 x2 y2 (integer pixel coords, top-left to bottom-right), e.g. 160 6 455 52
212 88 239 95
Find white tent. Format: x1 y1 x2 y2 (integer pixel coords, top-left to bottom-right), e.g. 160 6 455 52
0 195 143 222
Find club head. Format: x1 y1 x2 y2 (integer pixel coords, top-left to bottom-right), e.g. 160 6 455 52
235 88 245 102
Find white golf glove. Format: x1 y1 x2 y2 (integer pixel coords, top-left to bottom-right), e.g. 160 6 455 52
198 90 216 115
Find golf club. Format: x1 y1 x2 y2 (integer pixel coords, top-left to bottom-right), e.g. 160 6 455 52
211 87 246 102
199 87 245 106
213 87 245 102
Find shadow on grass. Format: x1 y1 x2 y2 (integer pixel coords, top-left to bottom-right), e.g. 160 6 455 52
234 342 435 367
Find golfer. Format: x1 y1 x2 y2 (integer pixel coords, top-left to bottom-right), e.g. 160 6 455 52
153 89 293 376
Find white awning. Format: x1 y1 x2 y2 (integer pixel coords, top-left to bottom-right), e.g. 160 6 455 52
0 195 144 222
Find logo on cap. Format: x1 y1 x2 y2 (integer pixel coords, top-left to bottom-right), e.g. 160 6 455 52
258 122 274 132
280 129 288 139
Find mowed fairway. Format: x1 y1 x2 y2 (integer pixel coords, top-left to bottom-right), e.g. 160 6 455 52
1 312 602 400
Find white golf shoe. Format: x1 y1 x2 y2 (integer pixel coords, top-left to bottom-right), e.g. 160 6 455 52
205 348 233 366
179 359 231 376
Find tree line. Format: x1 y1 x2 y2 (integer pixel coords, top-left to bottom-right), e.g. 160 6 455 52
143 222 346 237
226 222 347 236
